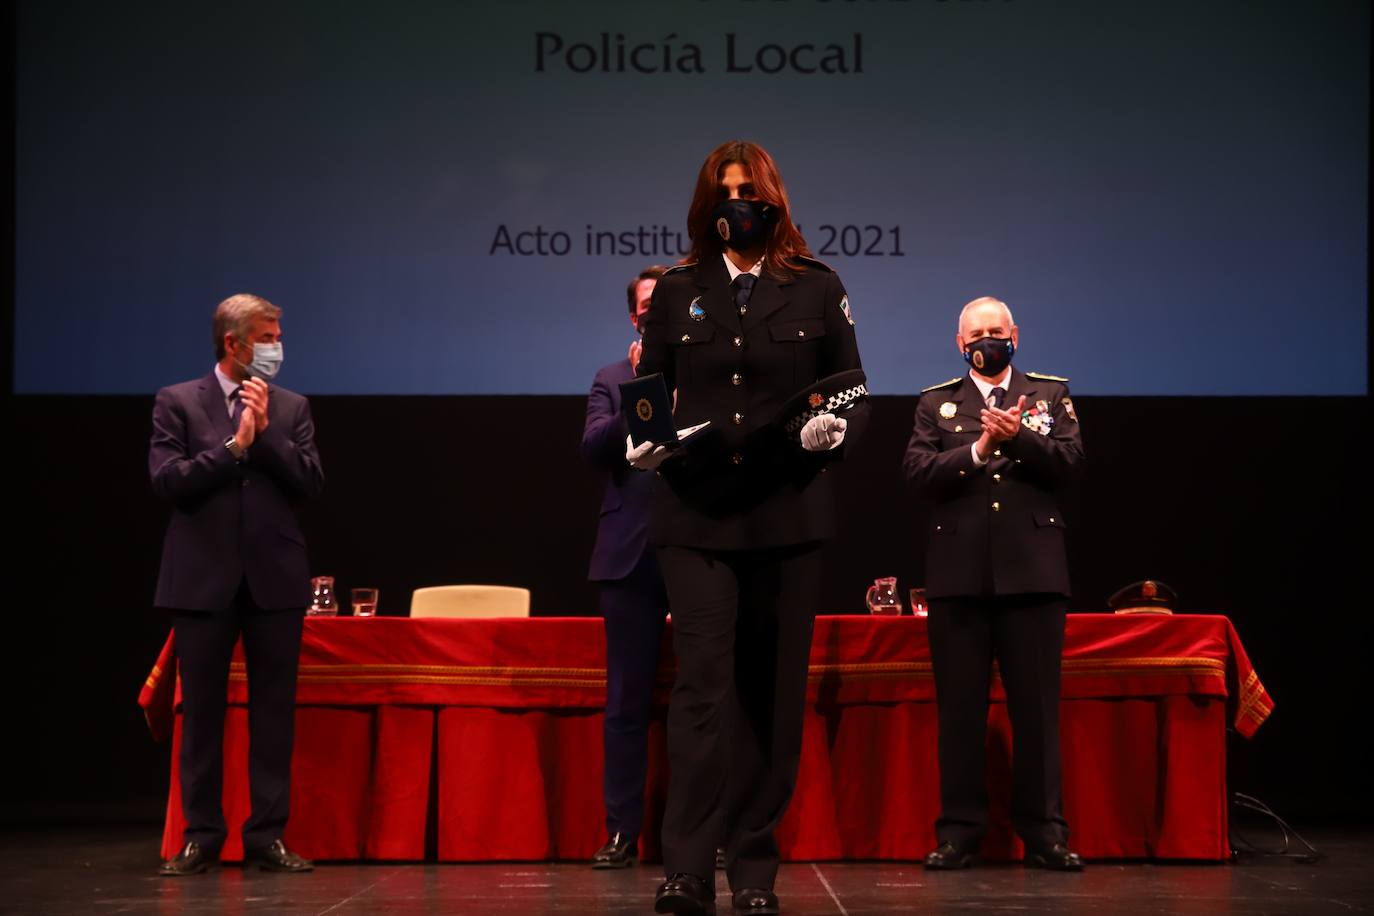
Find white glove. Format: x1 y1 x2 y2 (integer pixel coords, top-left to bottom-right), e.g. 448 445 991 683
626 434 671 471
625 421 711 471
800 413 847 451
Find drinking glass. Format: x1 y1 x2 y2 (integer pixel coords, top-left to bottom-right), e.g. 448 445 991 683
351 587 379 618
908 587 929 618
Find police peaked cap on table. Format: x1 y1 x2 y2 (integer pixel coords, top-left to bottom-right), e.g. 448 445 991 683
1107 579 1179 615
778 369 869 436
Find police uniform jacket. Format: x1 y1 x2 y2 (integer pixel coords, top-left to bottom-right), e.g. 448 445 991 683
903 368 1083 598
637 255 867 551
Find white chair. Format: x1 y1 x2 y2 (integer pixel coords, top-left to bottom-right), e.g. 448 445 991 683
409 585 531 619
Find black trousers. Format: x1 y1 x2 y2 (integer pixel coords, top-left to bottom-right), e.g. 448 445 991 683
599 550 669 843
171 582 305 852
927 594 1069 851
656 543 821 890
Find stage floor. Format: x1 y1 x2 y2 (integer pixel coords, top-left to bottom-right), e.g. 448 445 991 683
2 824 1370 915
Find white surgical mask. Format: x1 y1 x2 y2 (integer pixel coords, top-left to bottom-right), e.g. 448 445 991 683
237 342 283 380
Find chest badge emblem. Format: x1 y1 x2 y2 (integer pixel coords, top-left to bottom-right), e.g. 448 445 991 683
1021 405 1054 436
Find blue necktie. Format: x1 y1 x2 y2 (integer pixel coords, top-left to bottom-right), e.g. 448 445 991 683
989 386 1006 409
733 274 756 315
230 386 244 429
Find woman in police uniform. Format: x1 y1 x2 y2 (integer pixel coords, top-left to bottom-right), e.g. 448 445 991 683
631 140 867 916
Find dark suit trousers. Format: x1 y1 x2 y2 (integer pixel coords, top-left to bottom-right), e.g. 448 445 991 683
927 595 1069 850
600 550 669 842
171 583 305 852
656 543 821 890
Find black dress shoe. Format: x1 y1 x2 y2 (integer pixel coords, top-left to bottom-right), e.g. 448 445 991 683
923 840 976 870
244 839 314 873
159 841 215 876
731 887 779 914
1025 843 1084 871
591 832 637 869
655 872 715 915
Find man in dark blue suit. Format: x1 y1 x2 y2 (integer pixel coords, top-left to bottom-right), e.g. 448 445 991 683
582 266 670 868
150 293 324 876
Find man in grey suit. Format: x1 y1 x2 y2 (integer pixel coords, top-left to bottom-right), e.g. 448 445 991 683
150 293 324 876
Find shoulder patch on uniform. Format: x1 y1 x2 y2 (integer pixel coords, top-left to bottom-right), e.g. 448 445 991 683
662 262 698 276
790 255 834 272
1026 371 1070 383
921 377 962 393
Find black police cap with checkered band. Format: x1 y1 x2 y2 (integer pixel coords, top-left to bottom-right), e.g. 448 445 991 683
778 369 869 436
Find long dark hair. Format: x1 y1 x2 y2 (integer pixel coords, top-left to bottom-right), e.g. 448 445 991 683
683 141 814 279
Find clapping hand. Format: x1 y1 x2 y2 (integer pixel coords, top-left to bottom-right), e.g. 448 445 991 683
976 394 1025 459
240 378 271 432
234 398 258 448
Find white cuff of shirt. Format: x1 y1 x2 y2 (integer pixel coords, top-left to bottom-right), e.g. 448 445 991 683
970 443 989 467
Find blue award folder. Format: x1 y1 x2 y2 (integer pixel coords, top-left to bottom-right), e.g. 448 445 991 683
620 372 679 447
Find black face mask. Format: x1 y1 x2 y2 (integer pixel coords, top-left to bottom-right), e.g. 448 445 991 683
963 337 1015 376
712 199 776 252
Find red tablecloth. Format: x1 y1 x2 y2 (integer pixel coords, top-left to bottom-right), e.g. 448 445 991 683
140 613 1271 862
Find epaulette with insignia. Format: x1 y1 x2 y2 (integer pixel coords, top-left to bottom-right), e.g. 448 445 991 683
662 262 698 275
1026 371 1070 383
921 377 962 393
791 255 834 272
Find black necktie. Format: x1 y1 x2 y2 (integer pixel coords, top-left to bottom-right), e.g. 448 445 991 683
733 273 756 315
230 386 244 429
989 386 1006 409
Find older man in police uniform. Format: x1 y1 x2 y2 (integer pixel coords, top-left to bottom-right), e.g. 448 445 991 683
903 296 1085 872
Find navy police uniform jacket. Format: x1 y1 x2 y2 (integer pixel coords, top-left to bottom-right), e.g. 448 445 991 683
902 368 1084 598
636 255 867 551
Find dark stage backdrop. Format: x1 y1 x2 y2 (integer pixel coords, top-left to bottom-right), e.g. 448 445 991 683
6 393 1371 827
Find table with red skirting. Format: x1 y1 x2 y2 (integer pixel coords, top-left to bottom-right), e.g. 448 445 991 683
140 613 1272 862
